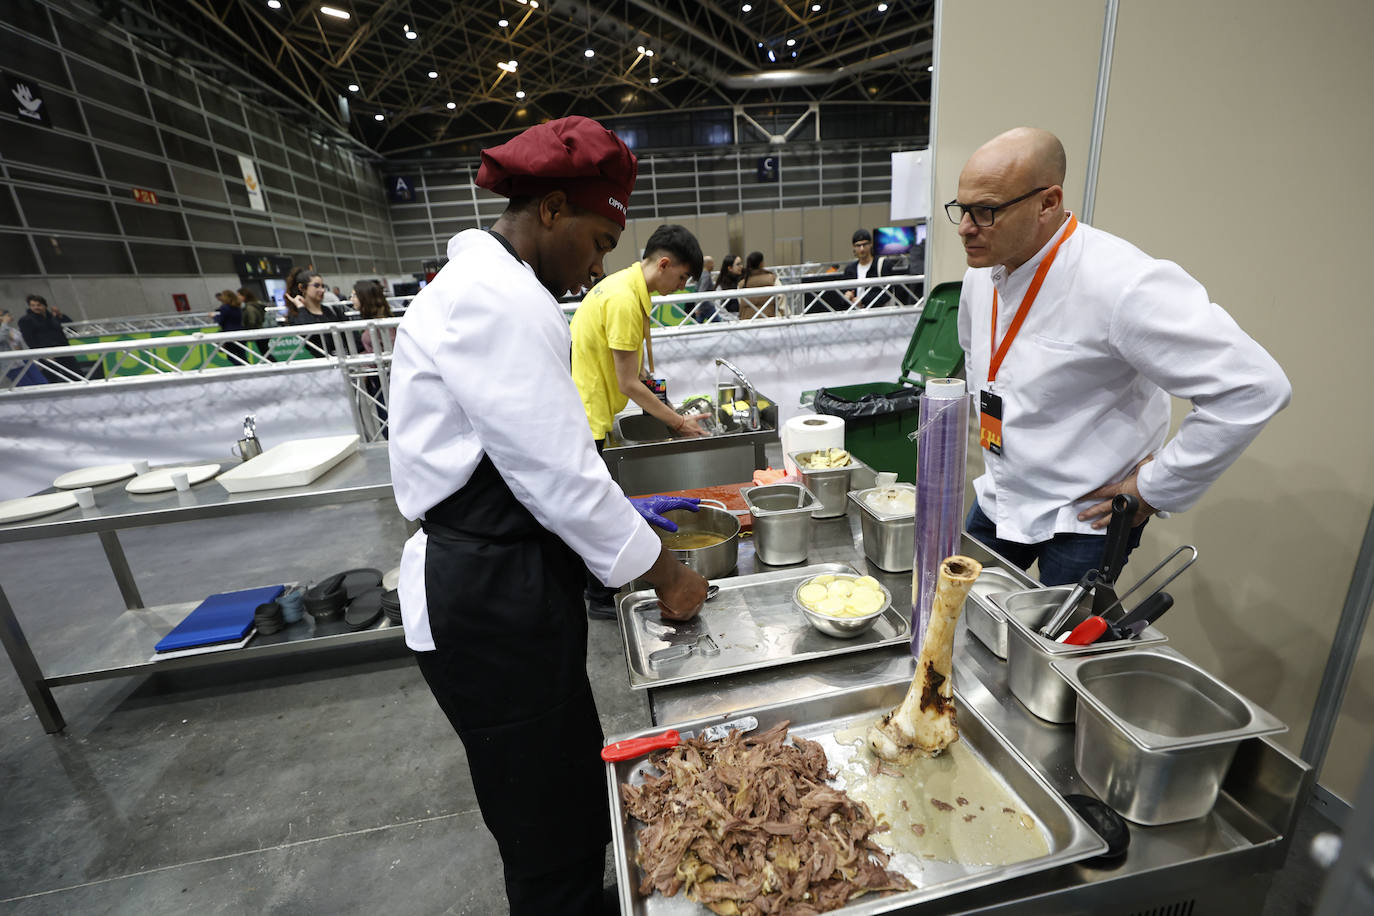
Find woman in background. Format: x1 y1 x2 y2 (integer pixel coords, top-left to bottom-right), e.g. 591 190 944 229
211 289 250 363
352 279 393 438
716 253 743 315
286 269 344 355
740 251 778 319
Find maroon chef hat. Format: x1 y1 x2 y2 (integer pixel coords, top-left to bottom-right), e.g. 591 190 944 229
476 116 638 228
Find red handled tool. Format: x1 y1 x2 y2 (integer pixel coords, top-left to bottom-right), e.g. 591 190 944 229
601 730 682 762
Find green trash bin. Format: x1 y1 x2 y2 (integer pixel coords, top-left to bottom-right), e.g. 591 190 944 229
811 281 964 482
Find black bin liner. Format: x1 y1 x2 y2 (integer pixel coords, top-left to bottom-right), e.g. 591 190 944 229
813 386 923 420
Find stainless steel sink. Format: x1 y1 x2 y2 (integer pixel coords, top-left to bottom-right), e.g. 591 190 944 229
602 392 780 494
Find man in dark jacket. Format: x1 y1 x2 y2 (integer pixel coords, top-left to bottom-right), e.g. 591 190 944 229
18 295 82 381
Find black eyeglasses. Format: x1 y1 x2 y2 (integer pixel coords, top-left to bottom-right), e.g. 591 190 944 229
945 186 1048 227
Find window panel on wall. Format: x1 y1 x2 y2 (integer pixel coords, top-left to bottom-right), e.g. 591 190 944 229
0 232 40 275
1 2 54 41
128 242 197 275
58 25 136 79
0 122 99 173
85 105 160 151
256 139 288 169
161 132 219 173
184 214 238 246
150 97 209 141
140 59 197 106
99 149 172 192
67 61 148 117
295 179 322 207
169 165 228 205
15 187 121 234
197 87 242 126
237 222 277 248
224 179 250 210
276 228 307 250
210 121 252 156
264 190 300 219
116 203 187 240
7 34 70 87
196 247 236 275
39 235 131 274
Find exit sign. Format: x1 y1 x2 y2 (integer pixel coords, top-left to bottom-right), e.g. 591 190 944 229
132 187 159 205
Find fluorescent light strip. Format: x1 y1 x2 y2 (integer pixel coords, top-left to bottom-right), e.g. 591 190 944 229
320 6 350 20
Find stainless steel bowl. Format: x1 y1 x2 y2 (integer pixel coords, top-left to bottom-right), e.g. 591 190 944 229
847 484 914 572
793 575 892 639
655 499 739 579
1051 647 1286 825
963 567 1029 658
790 451 864 519
996 587 1169 723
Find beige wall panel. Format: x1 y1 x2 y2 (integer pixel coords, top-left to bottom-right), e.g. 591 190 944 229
1095 0 1374 799
695 213 731 268
827 205 864 263
773 209 804 267
930 0 1104 287
801 208 835 265
741 210 774 262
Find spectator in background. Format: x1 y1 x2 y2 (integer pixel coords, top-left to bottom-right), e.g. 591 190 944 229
212 289 250 363
237 288 270 360
739 251 778 319
717 253 743 315
352 279 393 438
696 255 716 293
687 255 719 323
19 295 82 381
331 286 344 302
287 270 344 356
842 229 892 308
1 309 47 387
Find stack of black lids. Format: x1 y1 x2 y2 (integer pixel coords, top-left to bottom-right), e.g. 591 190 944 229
254 601 285 635
346 587 385 631
382 589 402 625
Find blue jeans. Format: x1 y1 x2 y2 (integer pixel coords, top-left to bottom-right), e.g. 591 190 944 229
965 501 1145 586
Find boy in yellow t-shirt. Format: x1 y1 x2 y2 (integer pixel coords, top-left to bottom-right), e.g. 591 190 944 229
570 224 707 445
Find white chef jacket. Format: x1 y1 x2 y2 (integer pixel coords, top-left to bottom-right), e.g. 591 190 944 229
957 216 1291 544
388 229 662 651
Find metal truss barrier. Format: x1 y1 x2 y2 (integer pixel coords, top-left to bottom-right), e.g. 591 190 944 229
59 297 418 338
3 275 924 445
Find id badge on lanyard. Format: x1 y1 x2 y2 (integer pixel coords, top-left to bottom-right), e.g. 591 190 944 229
979 388 1004 455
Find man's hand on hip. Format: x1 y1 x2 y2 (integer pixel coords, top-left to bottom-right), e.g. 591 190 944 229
1077 456 1158 528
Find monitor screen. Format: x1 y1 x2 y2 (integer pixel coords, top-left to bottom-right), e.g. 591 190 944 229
874 225 916 256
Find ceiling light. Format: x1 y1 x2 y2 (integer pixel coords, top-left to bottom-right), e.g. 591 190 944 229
584 48 595 58
404 27 418 39
645 49 654 57
446 101 456 109
637 45 645 54
927 64 934 72
742 4 752 11
649 76 659 84
427 70 438 78
767 49 776 62
498 18 509 27
811 3 821 10
530 0 538 7
497 60 518 73
877 2 888 9
516 90 526 98
374 113 384 121
320 5 349 19
791 51 797 58
786 38 796 46
347 83 360 92
267 0 282 9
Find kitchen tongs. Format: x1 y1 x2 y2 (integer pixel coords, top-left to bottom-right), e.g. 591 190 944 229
1090 544 1199 626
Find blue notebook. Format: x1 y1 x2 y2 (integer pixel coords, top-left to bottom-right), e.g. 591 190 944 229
155 584 285 653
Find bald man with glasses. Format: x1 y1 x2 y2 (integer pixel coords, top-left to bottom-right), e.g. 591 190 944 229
949 127 1291 585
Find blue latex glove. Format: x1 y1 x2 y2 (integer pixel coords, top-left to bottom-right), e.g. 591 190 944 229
629 495 701 532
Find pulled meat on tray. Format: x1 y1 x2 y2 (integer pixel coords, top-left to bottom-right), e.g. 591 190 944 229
620 720 912 915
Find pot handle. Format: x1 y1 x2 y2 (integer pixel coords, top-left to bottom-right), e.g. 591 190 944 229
697 498 728 510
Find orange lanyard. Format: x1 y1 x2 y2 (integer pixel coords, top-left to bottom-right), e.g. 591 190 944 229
987 215 1078 384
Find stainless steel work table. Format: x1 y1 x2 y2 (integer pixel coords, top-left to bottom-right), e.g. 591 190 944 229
641 518 1312 915
0 444 402 733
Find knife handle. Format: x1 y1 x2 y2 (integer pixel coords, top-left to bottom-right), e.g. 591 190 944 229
1064 616 1109 646
601 730 681 762
1121 592 1175 638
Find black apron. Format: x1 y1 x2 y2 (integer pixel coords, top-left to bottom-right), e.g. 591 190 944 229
412 333 610 889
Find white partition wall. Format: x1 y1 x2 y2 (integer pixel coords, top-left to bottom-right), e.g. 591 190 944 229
933 0 1374 801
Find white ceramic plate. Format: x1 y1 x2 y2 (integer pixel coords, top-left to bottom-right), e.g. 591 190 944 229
126 465 221 494
53 463 139 490
216 435 360 493
0 491 80 525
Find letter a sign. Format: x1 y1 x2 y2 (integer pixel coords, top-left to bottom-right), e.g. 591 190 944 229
387 175 416 203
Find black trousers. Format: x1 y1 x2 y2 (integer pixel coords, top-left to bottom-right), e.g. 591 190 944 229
414 457 611 916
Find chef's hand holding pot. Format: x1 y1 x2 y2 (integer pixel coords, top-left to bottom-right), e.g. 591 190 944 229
640 547 709 622
630 495 700 532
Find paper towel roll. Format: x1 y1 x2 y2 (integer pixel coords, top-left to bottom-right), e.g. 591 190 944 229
782 414 846 473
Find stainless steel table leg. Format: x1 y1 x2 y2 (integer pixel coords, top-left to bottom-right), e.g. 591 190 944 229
98 530 144 609
0 584 64 733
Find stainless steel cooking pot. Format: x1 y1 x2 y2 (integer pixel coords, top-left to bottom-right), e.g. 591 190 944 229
655 499 739 579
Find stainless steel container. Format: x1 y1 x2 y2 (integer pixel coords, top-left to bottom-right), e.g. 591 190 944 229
792 575 892 639
996 586 1168 723
1051 647 1286 825
963 566 1028 659
740 483 817 566
847 484 915 572
655 499 739 579
788 451 864 518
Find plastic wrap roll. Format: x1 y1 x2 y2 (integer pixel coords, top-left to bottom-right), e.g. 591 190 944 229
911 379 969 654
781 414 846 474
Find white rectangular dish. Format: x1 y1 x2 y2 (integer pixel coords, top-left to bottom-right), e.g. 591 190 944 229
216 435 360 493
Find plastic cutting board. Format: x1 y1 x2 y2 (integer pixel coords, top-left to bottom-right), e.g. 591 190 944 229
154 584 286 652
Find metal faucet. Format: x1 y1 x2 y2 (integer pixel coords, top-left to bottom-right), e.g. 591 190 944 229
714 358 759 431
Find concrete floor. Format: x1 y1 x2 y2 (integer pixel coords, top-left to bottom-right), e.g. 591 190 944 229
0 483 1343 914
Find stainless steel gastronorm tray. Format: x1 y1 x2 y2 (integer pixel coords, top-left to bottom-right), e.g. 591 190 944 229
617 563 911 690
605 679 1108 915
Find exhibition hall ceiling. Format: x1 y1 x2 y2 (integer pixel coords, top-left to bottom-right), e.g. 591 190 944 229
113 0 934 157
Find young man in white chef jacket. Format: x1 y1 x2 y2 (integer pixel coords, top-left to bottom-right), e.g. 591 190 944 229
387 116 708 916
951 127 1291 585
